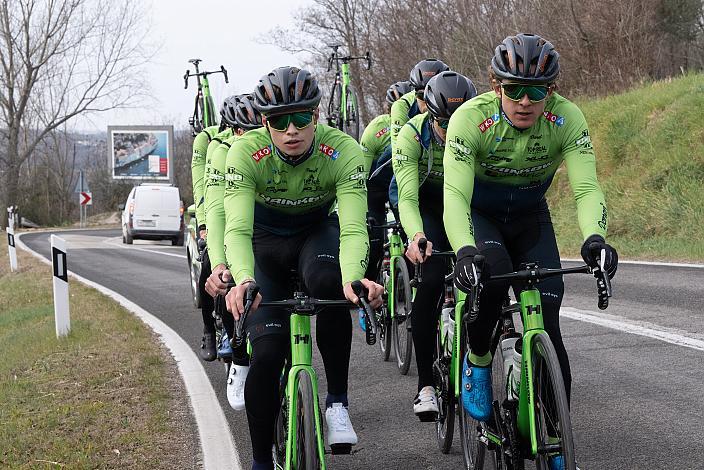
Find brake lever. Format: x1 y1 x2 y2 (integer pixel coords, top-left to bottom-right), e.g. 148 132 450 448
594 250 612 310
351 280 376 345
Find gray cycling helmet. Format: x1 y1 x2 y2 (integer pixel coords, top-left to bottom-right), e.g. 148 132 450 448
386 80 413 104
409 59 450 91
233 94 263 130
491 33 560 84
424 71 477 120
220 95 239 128
252 66 322 115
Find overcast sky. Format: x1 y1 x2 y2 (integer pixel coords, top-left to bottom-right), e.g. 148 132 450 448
76 0 312 133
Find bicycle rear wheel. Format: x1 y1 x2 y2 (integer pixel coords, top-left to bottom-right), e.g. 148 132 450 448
530 332 576 470
392 258 413 375
327 83 342 130
343 85 360 140
272 373 288 468
434 323 455 453
295 370 323 469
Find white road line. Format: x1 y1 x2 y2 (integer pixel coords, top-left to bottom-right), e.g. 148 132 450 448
561 257 704 269
561 307 704 352
102 236 187 259
16 232 241 470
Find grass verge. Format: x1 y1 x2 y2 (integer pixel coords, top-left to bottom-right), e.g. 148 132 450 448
548 73 704 262
0 242 200 469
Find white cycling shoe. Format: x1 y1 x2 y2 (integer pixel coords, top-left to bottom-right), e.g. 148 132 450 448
226 364 249 411
325 403 358 454
414 385 439 422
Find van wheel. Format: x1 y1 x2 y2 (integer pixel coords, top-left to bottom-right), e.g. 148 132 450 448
124 226 133 245
173 232 184 246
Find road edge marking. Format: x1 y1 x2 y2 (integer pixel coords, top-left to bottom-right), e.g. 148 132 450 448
561 307 704 352
16 232 241 470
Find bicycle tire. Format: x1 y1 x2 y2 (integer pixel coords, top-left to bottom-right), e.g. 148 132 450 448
459 314 499 470
392 258 413 375
327 83 342 130
376 266 392 361
272 372 288 469
434 323 455 453
343 85 360 140
530 332 576 470
295 370 323 470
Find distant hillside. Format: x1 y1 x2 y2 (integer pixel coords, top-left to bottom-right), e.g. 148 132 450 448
548 73 704 262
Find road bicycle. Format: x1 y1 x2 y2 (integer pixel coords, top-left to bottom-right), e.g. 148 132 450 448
459 258 612 470
325 45 371 141
183 59 229 137
371 221 414 374
233 278 373 469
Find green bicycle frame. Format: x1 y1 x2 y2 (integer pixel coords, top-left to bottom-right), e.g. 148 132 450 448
453 290 466 399
339 62 357 123
515 287 547 456
285 313 326 469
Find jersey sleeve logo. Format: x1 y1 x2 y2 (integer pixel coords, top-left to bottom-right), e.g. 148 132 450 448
478 113 501 133
542 111 565 126
575 129 593 149
251 145 272 162
375 127 389 139
319 143 340 160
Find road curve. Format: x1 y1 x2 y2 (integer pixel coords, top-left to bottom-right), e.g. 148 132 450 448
19 228 704 470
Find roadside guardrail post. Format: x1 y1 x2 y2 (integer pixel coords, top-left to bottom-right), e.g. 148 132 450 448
7 208 17 271
51 235 71 337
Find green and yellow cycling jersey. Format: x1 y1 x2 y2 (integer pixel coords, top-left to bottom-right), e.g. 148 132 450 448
359 113 391 170
443 91 608 252
224 124 369 285
389 90 420 151
204 132 237 268
393 112 445 239
191 125 220 227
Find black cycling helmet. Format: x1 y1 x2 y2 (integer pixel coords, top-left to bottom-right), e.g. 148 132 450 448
252 66 322 115
424 71 477 120
491 33 560 84
220 95 239 128
386 80 413 104
409 59 451 91
232 94 263 130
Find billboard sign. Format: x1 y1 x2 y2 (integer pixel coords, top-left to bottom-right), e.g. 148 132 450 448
108 125 174 181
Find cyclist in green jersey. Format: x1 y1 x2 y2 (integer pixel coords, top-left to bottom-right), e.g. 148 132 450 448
392 71 477 421
442 33 618 469
389 59 450 152
203 94 263 410
359 80 412 280
222 66 383 470
191 95 238 362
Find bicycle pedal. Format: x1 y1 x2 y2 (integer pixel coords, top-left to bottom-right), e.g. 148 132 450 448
329 443 352 455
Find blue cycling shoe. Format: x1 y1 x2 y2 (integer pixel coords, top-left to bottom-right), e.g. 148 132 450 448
217 331 233 360
461 354 493 422
357 308 366 332
549 455 564 470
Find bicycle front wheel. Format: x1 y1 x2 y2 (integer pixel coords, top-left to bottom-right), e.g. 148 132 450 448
530 332 576 470
392 258 413 375
293 370 323 470
376 267 392 361
327 83 342 130
434 323 454 453
343 85 360 140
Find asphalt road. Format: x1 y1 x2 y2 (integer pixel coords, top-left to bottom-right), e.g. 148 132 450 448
21 229 704 470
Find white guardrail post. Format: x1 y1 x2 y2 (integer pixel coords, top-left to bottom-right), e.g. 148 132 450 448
51 234 71 337
7 224 18 271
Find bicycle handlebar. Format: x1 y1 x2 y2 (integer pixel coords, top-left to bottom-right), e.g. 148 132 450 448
327 49 372 71
183 64 229 89
228 280 377 347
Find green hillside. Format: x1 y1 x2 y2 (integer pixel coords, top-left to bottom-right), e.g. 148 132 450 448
548 73 704 262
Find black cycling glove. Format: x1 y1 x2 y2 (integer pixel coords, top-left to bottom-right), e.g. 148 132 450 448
580 234 618 279
453 245 488 293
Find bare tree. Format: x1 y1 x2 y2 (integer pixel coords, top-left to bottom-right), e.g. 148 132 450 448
0 0 155 213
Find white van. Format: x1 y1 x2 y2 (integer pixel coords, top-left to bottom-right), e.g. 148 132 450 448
121 183 184 245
